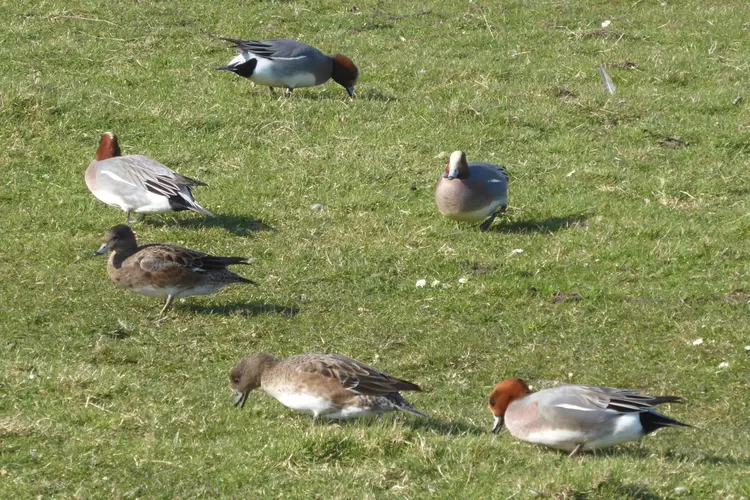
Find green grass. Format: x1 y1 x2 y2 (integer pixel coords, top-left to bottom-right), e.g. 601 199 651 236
2 0 749 497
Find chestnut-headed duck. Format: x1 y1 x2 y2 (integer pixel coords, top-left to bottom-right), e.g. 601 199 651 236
94 225 255 315
435 151 509 231
217 38 359 97
489 379 689 456
230 352 426 420
85 132 214 223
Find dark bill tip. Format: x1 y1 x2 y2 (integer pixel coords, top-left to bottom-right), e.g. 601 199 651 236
93 243 109 256
491 416 503 434
346 86 355 98
233 391 248 408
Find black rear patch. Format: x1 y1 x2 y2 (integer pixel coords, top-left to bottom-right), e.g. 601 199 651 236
639 411 690 434
231 58 258 79
168 196 190 212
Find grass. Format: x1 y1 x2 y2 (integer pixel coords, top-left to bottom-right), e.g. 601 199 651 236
1 0 749 497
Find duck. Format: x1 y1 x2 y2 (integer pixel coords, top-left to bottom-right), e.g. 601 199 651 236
435 151 508 231
217 38 359 97
94 225 255 314
85 132 214 223
230 352 426 420
488 379 689 456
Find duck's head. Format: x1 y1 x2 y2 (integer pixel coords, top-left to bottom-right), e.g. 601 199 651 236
445 151 469 180
96 132 121 161
489 378 531 433
230 353 280 409
331 54 359 98
94 224 137 256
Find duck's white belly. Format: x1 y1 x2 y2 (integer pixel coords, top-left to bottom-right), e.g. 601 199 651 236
91 180 172 214
251 57 318 89
513 413 643 451
440 202 503 222
266 388 333 416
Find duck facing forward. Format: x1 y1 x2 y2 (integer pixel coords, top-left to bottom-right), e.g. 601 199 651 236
94 225 255 314
85 132 214 223
230 352 426 421
435 151 508 231
488 379 689 456
217 38 359 97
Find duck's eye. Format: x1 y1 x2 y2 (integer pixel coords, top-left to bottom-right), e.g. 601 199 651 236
489 398 496 406
233 377 240 384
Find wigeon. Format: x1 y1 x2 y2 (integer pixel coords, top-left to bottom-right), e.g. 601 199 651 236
85 132 214 223
435 151 509 231
94 225 255 315
230 352 426 420
489 379 689 456
217 38 359 97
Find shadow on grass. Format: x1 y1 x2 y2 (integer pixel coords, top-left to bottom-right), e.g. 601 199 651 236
495 214 589 234
145 215 274 235
404 417 486 436
185 301 299 317
662 451 750 467
569 447 750 466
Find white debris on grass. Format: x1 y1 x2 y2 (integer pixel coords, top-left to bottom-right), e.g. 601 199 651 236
601 20 612 28
717 362 729 369
415 279 427 288
692 338 704 346
458 277 468 284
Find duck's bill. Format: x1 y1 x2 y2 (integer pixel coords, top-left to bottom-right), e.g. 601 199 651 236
234 391 249 408
93 243 109 256
346 86 355 98
491 416 503 434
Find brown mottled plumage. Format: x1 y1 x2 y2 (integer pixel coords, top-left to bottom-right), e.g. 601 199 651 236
94 225 255 314
230 352 426 420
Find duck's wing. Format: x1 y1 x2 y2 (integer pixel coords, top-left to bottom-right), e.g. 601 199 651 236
291 353 422 396
97 155 206 196
135 245 246 273
219 38 314 60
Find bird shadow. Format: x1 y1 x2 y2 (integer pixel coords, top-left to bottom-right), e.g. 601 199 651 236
145 215 274 235
494 214 589 234
185 301 299 317
403 417 486 436
566 447 750 466
326 415 485 436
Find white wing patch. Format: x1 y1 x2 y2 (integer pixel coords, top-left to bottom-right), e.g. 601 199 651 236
101 170 138 188
556 403 597 412
268 56 307 61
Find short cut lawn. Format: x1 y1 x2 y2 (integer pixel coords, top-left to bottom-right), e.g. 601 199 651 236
1 0 749 497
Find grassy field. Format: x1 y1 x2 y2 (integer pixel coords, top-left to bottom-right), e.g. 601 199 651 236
2 0 749 497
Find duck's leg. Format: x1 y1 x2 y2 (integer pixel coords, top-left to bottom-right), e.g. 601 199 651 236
284 88 294 97
568 443 585 457
479 213 498 231
479 205 507 232
160 295 175 315
126 211 135 224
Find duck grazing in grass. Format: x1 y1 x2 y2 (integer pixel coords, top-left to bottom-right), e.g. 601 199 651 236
217 38 359 97
85 132 214 223
435 151 508 231
94 225 255 315
488 379 690 456
230 352 427 420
